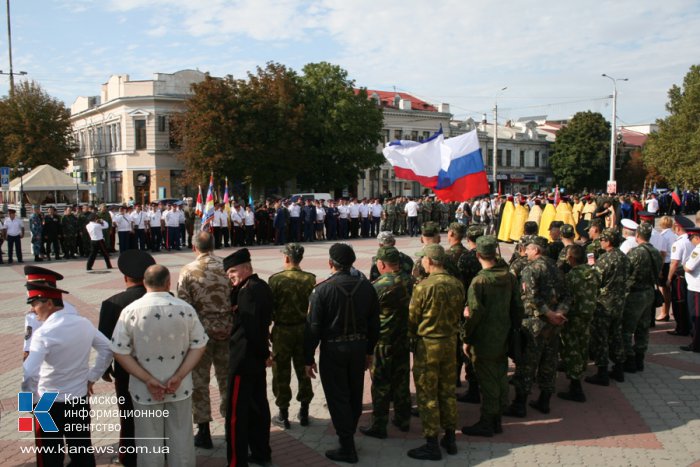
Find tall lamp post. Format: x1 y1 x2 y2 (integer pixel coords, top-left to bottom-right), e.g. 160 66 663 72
493 86 508 193
73 167 81 204
17 161 28 217
601 74 628 187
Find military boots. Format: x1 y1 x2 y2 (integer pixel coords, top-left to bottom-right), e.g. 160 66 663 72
529 390 552 414
298 403 309 427
325 438 358 464
585 366 610 386
439 430 458 455
610 364 625 383
461 416 495 437
194 422 213 449
503 388 527 418
558 379 586 402
407 436 442 461
273 408 291 429
635 353 645 371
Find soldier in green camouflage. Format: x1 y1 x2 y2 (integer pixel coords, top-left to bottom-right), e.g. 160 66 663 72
268 243 317 428
438 201 450 231
407 244 465 461
184 201 197 248
369 231 414 282
556 224 576 274
557 244 600 402
509 235 535 282
422 197 433 226
445 222 468 280
411 222 441 284
505 236 568 418
380 198 394 233
397 197 407 235
585 218 606 261
360 246 413 439
622 222 662 373
60 206 79 259
585 228 630 386
461 236 524 437
176 231 232 448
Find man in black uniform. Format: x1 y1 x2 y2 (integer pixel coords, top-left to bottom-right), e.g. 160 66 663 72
97 250 155 467
224 248 273 467
304 243 380 463
43 206 62 261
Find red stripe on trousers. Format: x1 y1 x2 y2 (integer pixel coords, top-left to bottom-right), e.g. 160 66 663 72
229 375 241 467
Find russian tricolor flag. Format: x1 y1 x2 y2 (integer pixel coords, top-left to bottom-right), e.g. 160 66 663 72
383 129 490 201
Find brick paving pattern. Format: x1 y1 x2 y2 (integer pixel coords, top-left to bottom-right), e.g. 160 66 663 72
1 234 699 466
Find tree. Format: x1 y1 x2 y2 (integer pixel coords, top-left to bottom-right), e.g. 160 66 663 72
643 65 700 187
549 111 610 191
0 81 75 170
298 62 384 193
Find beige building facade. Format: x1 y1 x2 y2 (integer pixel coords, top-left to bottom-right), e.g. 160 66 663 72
69 70 206 204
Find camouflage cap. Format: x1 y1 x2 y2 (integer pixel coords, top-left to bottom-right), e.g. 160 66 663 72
467 224 485 240
376 246 400 263
560 223 575 238
448 222 466 238
599 228 620 244
476 236 498 256
519 234 535 246
416 243 446 262
637 221 653 240
281 242 304 262
421 221 440 237
529 236 549 250
587 218 605 231
376 231 396 246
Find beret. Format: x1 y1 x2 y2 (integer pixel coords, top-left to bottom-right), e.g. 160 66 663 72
329 243 356 266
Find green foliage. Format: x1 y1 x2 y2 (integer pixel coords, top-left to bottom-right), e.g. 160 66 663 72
0 81 75 170
173 61 384 194
643 65 700 187
549 111 610 191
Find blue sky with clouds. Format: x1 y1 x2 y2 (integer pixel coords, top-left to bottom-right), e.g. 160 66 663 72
2 0 699 125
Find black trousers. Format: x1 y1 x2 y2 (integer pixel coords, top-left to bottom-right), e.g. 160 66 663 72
115 376 136 467
166 226 180 250
290 217 300 242
213 226 222 248
134 228 147 250
245 225 255 246
339 219 349 239
150 227 162 252
226 370 271 466
117 231 131 253
672 274 690 335
87 240 112 270
44 235 61 258
7 234 22 262
34 398 96 467
223 225 231 247
319 341 366 443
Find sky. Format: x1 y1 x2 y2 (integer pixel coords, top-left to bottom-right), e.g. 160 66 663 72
1 0 699 126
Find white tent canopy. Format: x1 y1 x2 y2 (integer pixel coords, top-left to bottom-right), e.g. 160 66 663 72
7 164 91 205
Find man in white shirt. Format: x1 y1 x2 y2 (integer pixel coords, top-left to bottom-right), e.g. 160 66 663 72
115 206 134 253
131 204 148 251
86 214 113 271
22 281 112 467
667 216 695 336
405 198 419 237
682 227 700 352
231 204 244 247
620 219 639 254
348 199 360 238
358 199 370 238
112 264 207 467
164 204 182 251
646 194 659 215
289 200 302 242
149 203 164 252
244 205 256 245
3 208 24 263
337 200 350 239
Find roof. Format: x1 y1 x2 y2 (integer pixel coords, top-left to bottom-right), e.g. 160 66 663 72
9 164 91 192
356 89 438 112
620 128 648 147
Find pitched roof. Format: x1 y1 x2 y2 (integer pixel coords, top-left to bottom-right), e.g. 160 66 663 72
355 89 438 112
620 128 648 147
9 164 91 191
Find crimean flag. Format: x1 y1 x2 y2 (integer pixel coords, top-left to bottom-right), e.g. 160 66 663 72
672 187 682 206
201 174 216 229
194 185 203 217
382 128 490 202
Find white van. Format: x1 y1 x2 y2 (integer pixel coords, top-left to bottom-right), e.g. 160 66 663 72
290 193 332 202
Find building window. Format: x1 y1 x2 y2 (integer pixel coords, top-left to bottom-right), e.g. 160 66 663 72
135 119 147 150
411 130 419 141
110 171 122 203
422 131 431 140
487 149 493 167
497 149 503 166
520 150 525 167
394 129 402 140
157 115 167 132
506 149 512 167
541 152 548 167
383 129 390 144
534 150 540 168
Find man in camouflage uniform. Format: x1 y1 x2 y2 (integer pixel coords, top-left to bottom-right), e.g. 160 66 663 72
585 228 630 386
445 222 468 280
396 197 407 235
412 222 441 284
380 198 394 233
29 205 44 262
360 246 413 438
509 235 534 282
77 205 91 257
369 231 414 282
557 244 600 402
462 236 524 437
456 224 485 403
268 243 316 429
407 244 464 460
60 206 79 259
546 221 564 261
184 200 197 248
176 231 232 448
556 224 576 274
505 236 568 418
585 218 606 261
622 222 662 373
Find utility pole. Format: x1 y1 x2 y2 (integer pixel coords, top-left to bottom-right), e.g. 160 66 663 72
601 74 628 186
6 0 14 95
492 86 507 193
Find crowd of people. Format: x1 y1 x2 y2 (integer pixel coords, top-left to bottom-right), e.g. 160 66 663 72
16 186 700 466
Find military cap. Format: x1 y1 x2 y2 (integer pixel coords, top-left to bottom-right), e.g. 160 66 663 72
637 222 653 240
117 250 156 280
519 234 535 246
637 211 655 222
32 204 41 210
448 222 466 237
329 243 356 266
529 236 549 250
281 243 305 262
24 266 64 286
421 221 440 237
686 227 700 237
8 208 16 214
560 224 575 239
599 228 619 244
416 244 446 262
376 246 400 263
376 231 396 246
674 216 695 230
621 218 638 231
223 248 251 271
586 218 605 231
26 282 69 304
549 221 563 230
524 221 539 235
467 224 485 239
476 236 498 256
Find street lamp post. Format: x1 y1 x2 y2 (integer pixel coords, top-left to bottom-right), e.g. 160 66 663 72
17 161 27 218
492 86 508 193
73 167 80 204
601 74 628 187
